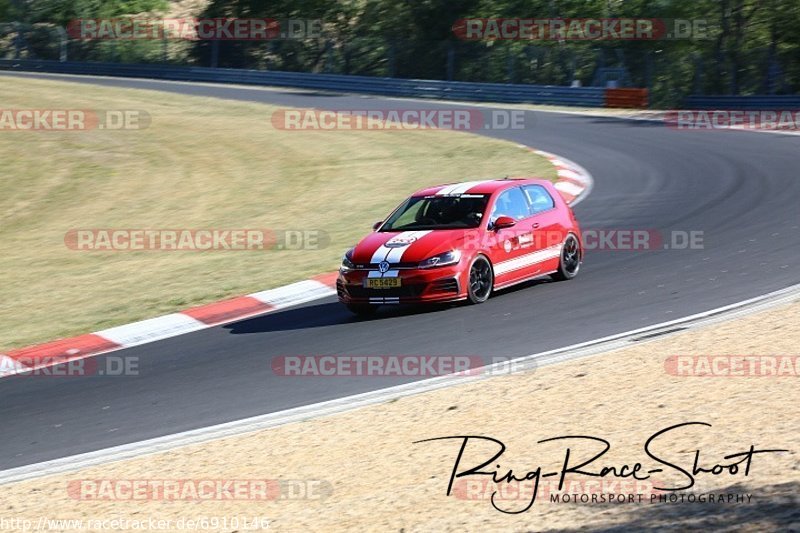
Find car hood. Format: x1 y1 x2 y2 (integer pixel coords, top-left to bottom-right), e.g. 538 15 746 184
350 229 473 266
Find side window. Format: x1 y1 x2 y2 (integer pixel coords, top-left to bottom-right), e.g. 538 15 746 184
490 187 530 222
523 185 555 214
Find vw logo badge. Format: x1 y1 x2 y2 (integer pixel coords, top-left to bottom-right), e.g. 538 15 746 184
378 261 390 273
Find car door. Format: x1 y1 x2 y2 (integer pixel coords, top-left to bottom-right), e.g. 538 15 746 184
486 186 538 286
522 184 564 274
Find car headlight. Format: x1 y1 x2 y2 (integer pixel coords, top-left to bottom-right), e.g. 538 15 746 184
418 250 461 269
340 248 356 271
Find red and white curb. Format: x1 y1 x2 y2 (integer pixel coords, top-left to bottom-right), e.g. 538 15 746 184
528 147 593 206
0 273 338 378
0 149 592 379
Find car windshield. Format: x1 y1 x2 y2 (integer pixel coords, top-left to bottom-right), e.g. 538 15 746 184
380 194 490 231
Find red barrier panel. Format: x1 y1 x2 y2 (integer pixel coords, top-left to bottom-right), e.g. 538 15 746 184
605 88 649 108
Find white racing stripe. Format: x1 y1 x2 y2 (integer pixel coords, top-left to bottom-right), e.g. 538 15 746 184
369 230 415 264
435 180 495 196
369 297 400 304
369 230 432 274
384 230 430 263
493 244 563 276
367 270 399 278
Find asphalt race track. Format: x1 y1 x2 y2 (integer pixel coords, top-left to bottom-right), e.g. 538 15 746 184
1 71 798 470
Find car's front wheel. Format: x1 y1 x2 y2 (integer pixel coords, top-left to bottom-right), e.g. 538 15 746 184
346 303 378 316
467 255 493 304
551 233 581 281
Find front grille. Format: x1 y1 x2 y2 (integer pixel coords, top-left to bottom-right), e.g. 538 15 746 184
354 262 418 270
344 284 426 299
432 278 459 293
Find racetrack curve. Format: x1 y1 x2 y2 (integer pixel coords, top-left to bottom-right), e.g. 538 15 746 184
1 72 798 470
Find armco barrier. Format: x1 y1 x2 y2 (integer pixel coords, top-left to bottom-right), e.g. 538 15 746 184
0 59 615 107
684 95 800 110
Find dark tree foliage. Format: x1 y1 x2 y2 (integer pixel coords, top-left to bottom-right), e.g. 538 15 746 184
7 0 800 104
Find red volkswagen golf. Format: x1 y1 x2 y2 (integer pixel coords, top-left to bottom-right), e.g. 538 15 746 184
337 178 583 314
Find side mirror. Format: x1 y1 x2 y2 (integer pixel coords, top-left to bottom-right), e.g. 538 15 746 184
372 221 383 231
493 216 516 230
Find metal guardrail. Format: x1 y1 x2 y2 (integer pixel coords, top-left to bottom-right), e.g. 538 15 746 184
3 60 796 110
0 58 608 107
684 95 800 109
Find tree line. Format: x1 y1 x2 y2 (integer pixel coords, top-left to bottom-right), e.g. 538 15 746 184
4 0 799 106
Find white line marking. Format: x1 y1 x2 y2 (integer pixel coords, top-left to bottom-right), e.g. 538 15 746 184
0 355 30 377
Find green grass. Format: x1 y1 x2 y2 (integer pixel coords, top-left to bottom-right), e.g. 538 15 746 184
0 75 556 349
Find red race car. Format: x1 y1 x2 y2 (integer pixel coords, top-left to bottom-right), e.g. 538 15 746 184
337 178 583 314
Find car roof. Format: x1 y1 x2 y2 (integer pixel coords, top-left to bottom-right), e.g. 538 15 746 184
412 178 551 197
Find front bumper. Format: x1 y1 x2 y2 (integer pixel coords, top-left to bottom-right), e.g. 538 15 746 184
337 265 466 305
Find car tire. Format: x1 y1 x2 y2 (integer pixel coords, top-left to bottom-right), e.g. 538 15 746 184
551 233 581 281
346 303 379 316
467 255 493 304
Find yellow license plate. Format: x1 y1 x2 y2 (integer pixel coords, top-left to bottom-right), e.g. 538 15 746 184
365 277 402 289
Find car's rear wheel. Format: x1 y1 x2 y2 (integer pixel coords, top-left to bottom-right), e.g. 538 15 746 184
552 233 581 281
467 255 493 304
346 303 378 316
